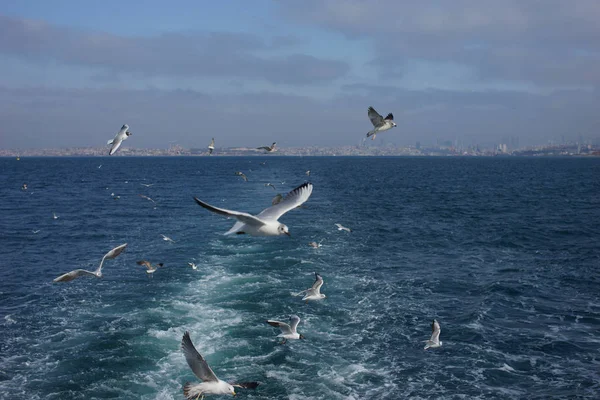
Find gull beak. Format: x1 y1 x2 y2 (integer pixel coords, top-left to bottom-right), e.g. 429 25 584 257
232 392 236 396
285 231 291 237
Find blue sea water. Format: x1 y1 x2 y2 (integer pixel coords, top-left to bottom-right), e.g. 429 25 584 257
0 156 599 399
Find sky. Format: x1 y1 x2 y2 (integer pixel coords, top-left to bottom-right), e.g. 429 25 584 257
1 0 599 149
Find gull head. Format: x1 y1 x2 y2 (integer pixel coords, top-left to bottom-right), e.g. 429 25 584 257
278 224 291 237
392 122 397 128
227 384 236 396
126 130 132 136
299 334 305 339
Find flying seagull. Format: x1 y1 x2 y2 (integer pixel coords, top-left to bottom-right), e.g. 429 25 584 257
366 106 396 140
259 160 267 166
266 315 305 344
305 170 311 176
193 182 313 237
107 124 132 155
53 212 59 220
235 171 248 182
335 223 352 232
257 142 277 153
32 229 41 234
188 262 198 270
140 183 154 187
53 243 127 282
265 183 276 191
136 260 164 274
294 272 326 302
208 138 215 155
181 331 259 399
139 194 156 204
308 241 322 248
21 183 28 191
424 319 442 350
161 234 175 243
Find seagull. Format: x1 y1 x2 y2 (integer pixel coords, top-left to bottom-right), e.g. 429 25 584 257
32 229 41 234
188 262 198 270
265 183 276 191
21 183 28 191
266 315 305 344
111 193 120 200
140 183 154 187
97 165 102 169
271 194 283 206
424 319 442 350
193 182 313 237
259 161 267 166
335 223 352 232
53 243 127 282
53 212 59 220
257 142 277 153
235 171 248 182
366 106 396 140
308 241 322 248
136 260 164 274
294 272 326 302
107 124 132 155
305 170 311 176
139 194 156 204
161 234 175 243
208 138 215 155
181 332 259 399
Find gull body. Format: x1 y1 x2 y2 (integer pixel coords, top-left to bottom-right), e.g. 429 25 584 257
181 331 258 399
53 212 59 220
335 223 352 232
266 315 305 344
265 183 276 191
194 182 312 237
235 171 248 182
424 319 442 350
53 243 127 282
137 260 164 274
295 272 326 302
366 107 396 140
107 124 132 155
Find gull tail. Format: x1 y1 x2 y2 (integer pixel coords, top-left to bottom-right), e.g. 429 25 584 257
183 382 201 400
366 130 376 138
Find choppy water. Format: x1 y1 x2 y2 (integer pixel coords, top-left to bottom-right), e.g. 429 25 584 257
1 156 599 399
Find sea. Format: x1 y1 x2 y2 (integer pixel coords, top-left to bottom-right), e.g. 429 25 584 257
0 156 599 399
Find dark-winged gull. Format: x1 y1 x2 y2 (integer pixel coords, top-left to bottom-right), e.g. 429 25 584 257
136 260 164 274
53 243 127 282
107 124 132 155
193 182 313 237
257 142 277 153
181 331 259 399
235 171 248 182
266 315 305 344
366 107 396 140
294 272 326 302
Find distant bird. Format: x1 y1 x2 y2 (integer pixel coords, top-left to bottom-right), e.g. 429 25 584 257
335 223 352 232
294 272 326 302
21 183 27 191
193 182 313 237
266 315 305 344
181 331 259 399
366 106 396 140
107 124 132 155
271 194 283 206
140 183 154 187
305 170 311 176
188 262 198 270
97 165 102 169
139 194 156 204
308 241 322 248
161 234 175 243
257 142 277 153
424 319 442 350
208 138 215 155
259 161 267 166
53 243 127 282
280 181 286 185
136 260 164 274
53 212 59 220
235 171 248 182
265 183 276 191
32 229 41 234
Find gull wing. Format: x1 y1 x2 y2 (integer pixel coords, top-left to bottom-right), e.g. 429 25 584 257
289 315 300 333
193 197 265 227
231 382 259 389
181 331 219 382
139 194 155 203
136 260 153 270
208 138 215 149
311 272 324 293
96 243 127 274
256 146 270 151
384 113 394 121
368 106 384 127
430 319 441 343
109 139 123 155
53 269 96 282
267 320 293 335
257 182 313 221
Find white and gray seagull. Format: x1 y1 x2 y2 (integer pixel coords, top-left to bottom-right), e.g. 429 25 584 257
107 124 132 155
181 331 259 399
424 319 442 350
366 106 396 140
208 138 215 155
193 182 313 237
257 142 277 153
266 315 305 344
53 243 128 282
335 223 352 232
294 272 326 302
136 260 164 274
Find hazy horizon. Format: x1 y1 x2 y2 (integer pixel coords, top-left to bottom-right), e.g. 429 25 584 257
1 1 599 149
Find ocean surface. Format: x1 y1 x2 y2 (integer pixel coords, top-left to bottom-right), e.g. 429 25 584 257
0 156 599 400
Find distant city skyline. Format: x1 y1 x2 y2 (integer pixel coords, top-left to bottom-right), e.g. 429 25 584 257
1 1 599 149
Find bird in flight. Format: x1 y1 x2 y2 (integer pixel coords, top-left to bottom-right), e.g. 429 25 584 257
53 243 128 282
294 272 326 302
305 170 311 176
193 182 313 237
139 194 156 203
424 319 443 350
208 138 215 155
107 124 132 155
257 142 277 153
266 315 305 344
235 171 248 182
181 331 259 399
335 223 352 232
140 183 154 187
161 234 175 243
136 260 164 274
265 183 276 191
366 106 396 140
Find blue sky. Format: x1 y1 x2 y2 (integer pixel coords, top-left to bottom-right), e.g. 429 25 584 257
1 1 599 149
